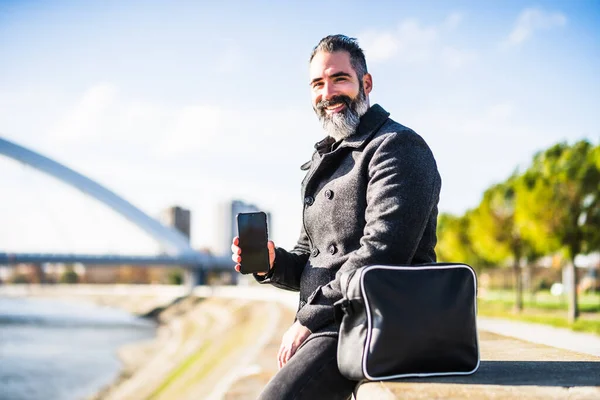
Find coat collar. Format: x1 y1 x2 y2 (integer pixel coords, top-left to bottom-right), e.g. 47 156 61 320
339 104 390 149
311 104 390 153
302 104 390 170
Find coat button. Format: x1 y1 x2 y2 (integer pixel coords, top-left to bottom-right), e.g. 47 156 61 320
304 196 314 206
311 247 319 257
328 244 337 255
325 189 334 199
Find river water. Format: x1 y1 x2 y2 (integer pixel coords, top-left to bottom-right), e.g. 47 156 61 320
0 296 156 400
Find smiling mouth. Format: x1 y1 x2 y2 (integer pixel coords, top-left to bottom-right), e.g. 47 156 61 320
324 103 346 114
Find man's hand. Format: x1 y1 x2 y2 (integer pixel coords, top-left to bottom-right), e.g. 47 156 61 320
231 237 276 276
278 320 311 369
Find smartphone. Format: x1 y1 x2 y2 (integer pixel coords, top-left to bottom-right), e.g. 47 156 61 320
236 211 270 274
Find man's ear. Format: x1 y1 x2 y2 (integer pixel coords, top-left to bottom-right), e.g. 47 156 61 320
362 73 373 96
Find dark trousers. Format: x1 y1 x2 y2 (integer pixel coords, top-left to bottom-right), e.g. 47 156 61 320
258 335 357 400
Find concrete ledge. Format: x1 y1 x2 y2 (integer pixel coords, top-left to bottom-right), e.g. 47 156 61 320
355 331 600 399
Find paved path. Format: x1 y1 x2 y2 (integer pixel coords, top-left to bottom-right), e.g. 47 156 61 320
478 317 600 357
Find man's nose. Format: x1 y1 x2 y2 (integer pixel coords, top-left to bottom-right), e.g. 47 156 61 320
322 82 336 100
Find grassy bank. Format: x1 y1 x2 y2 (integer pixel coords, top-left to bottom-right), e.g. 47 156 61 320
148 301 268 399
98 296 281 400
478 290 600 336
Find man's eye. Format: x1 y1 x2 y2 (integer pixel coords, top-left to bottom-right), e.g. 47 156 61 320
312 82 323 89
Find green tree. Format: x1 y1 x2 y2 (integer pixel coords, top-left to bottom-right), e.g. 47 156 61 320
168 268 184 285
516 140 600 323
581 145 600 255
60 265 79 284
436 212 486 269
10 273 30 284
468 178 540 311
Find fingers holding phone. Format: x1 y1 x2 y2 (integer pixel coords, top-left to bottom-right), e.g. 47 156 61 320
266 240 275 269
231 237 242 272
232 212 275 275
231 236 275 275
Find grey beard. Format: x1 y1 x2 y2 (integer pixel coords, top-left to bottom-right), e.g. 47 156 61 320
317 93 369 141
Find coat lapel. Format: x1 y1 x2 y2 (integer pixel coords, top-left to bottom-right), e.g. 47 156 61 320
302 104 390 196
337 104 390 150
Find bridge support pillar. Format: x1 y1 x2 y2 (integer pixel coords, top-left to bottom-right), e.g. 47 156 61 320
33 263 47 284
184 266 204 291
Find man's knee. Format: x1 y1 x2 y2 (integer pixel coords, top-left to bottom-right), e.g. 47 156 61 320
258 336 355 400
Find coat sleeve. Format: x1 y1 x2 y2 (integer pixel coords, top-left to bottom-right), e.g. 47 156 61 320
295 131 441 332
253 224 310 291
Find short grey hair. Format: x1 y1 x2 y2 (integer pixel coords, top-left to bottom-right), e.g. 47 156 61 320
309 34 368 79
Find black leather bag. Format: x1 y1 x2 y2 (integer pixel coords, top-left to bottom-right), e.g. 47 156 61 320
334 263 480 381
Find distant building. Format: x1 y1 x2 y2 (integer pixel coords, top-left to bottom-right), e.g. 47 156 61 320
82 265 178 284
43 262 85 283
0 266 10 283
10 263 46 283
83 265 121 284
154 206 193 284
161 206 191 241
216 200 272 256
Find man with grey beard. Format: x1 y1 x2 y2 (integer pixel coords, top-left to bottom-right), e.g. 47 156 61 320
232 34 441 399
314 76 369 141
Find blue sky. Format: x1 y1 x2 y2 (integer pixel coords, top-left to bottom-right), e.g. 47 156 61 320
1 0 599 255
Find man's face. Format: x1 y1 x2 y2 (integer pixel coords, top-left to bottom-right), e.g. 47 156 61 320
309 50 372 140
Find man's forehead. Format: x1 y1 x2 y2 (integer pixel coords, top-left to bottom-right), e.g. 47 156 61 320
309 51 356 80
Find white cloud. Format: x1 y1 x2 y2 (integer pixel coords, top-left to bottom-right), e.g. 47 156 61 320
359 32 399 63
360 18 437 63
49 84 229 159
503 7 567 48
443 12 464 31
215 43 243 73
441 46 477 69
52 83 119 141
460 102 515 137
156 105 223 157
359 13 474 69
48 83 315 162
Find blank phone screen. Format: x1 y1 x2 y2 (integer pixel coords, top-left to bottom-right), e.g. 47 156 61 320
237 212 269 274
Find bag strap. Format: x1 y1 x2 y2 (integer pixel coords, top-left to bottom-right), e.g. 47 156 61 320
333 298 346 325
333 297 365 325
340 268 361 298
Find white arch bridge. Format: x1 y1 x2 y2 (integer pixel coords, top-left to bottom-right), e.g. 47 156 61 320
0 136 231 286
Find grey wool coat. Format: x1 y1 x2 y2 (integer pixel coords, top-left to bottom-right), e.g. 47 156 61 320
257 104 442 335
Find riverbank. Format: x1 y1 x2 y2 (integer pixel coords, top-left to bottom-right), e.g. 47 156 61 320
0 284 298 399
95 296 295 399
0 284 188 315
